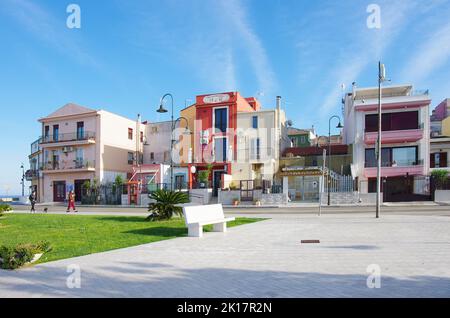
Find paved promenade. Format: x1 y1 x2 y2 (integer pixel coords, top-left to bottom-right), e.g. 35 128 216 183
1 213 450 297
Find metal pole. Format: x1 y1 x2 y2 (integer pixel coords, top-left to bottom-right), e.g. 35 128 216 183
21 164 25 197
376 61 382 218
319 148 326 216
171 99 174 191
327 119 331 206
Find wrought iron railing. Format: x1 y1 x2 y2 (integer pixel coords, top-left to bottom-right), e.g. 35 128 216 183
40 131 96 144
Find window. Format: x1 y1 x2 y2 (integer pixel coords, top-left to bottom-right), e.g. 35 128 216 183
365 111 419 132
75 148 84 168
365 146 418 167
431 152 448 168
251 138 261 160
290 137 297 147
128 152 134 165
128 128 133 140
53 125 59 142
150 152 155 161
44 126 50 139
214 108 227 133
300 136 306 144
77 122 84 140
252 116 258 129
140 131 144 143
214 137 227 162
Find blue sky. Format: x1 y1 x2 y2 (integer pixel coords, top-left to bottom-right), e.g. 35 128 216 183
1 0 450 195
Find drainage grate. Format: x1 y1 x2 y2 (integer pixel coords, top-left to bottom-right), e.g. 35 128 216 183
301 240 320 244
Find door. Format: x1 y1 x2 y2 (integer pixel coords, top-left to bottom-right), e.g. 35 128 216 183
53 181 66 202
74 179 89 203
213 170 225 197
240 180 254 202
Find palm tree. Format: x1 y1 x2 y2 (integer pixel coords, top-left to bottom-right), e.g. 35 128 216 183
147 189 190 221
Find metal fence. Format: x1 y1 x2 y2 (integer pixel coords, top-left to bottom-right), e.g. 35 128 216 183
80 183 123 205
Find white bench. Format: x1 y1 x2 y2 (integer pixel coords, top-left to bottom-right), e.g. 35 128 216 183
182 204 235 238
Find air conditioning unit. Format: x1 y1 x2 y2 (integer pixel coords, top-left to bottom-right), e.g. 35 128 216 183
62 146 73 153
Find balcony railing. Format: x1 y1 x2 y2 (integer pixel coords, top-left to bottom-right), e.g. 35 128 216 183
365 159 423 168
43 159 95 171
40 131 96 144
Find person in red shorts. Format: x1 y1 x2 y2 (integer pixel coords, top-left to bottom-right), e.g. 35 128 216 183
66 190 78 213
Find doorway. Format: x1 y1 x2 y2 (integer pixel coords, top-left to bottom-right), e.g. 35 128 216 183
213 170 225 197
53 181 66 202
74 179 89 203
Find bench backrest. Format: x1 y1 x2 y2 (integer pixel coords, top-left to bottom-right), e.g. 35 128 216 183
183 204 225 224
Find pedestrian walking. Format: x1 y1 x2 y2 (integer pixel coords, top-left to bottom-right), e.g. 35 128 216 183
66 190 78 213
29 191 37 213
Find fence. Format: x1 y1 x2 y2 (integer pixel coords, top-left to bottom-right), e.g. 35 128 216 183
80 184 124 205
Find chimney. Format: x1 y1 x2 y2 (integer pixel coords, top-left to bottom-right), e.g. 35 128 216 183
276 96 282 110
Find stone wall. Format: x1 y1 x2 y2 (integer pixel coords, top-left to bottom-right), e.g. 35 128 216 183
261 193 288 205
435 190 450 203
320 192 382 206
190 188 212 205
218 190 241 205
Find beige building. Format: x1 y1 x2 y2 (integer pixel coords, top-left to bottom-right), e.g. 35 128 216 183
233 98 290 184
31 103 144 203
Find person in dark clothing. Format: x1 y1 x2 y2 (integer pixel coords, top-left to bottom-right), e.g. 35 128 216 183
29 191 37 213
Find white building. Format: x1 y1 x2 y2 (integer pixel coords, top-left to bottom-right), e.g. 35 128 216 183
343 84 431 202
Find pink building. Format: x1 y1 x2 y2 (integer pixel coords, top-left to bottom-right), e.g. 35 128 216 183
30 103 145 203
343 84 431 202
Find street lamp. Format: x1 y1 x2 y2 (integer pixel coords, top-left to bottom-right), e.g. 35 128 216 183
327 116 343 206
20 163 25 197
157 94 189 191
376 62 387 218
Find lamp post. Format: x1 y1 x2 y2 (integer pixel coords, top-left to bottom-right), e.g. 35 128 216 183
20 163 25 197
157 94 189 191
327 116 343 206
376 62 386 218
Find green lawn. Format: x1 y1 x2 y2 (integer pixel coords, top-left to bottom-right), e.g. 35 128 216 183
0 214 265 264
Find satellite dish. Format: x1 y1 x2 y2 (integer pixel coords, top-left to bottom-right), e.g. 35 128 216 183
286 120 293 127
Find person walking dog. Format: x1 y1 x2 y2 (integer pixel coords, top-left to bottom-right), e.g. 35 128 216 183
29 191 37 213
66 190 78 213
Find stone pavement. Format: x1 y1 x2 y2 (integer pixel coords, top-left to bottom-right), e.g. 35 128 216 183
1 213 450 298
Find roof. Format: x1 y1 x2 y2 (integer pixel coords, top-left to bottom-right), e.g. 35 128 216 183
283 145 349 157
288 127 314 135
40 103 97 121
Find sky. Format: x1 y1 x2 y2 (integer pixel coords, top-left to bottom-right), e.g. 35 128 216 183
1 0 450 195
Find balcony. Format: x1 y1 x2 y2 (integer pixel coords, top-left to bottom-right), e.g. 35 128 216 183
364 160 425 178
364 128 423 145
25 169 39 181
39 131 96 147
42 159 95 173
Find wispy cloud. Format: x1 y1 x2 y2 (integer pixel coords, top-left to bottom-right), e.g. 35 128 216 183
219 0 277 99
0 0 98 67
316 0 418 114
400 20 450 83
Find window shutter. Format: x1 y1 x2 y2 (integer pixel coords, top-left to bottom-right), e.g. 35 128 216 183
440 152 448 168
430 154 435 168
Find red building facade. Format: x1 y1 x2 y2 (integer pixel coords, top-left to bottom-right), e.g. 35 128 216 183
188 92 260 195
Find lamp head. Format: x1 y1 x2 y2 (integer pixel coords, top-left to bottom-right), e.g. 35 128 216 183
336 122 343 129
157 103 168 113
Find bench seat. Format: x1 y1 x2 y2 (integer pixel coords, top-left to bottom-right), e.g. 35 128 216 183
182 204 235 238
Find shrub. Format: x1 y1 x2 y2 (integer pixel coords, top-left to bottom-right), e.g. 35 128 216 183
147 189 190 221
0 241 52 270
0 204 12 213
431 169 449 189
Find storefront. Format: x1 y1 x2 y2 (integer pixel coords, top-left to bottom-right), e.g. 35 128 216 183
279 166 325 202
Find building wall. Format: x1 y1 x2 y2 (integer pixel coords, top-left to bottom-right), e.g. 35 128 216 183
180 104 196 164
143 121 172 165
442 117 450 137
343 85 431 187
98 110 144 182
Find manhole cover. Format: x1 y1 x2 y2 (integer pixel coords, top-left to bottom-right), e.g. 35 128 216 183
301 240 320 244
